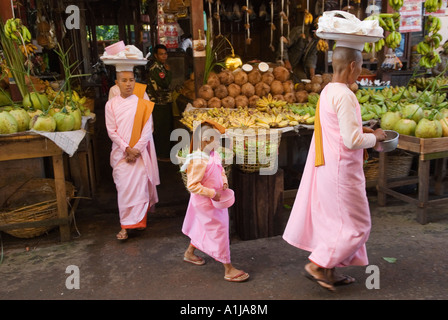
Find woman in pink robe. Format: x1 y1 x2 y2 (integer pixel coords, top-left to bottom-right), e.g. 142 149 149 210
283 47 386 291
181 121 249 282
105 71 160 240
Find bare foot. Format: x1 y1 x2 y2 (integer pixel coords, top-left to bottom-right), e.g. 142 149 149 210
184 244 205 265
304 262 335 291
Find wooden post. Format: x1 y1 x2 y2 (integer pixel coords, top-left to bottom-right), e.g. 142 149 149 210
191 0 205 97
0 0 13 21
417 157 430 225
53 154 71 241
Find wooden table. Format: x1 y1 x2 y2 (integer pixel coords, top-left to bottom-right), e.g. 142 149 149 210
0 134 71 241
377 134 448 224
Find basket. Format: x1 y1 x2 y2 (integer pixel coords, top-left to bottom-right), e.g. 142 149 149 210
0 178 75 238
227 128 282 173
364 150 414 181
176 150 233 190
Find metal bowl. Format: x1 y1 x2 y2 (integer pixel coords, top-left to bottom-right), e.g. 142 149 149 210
373 130 399 152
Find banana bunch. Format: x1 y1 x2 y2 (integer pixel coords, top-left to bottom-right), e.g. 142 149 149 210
425 15 441 33
20 43 38 56
364 38 386 53
420 51 441 69
3 18 32 43
385 31 402 50
365 13 400 33
256 113 290 128
317 39 329 52
424 0 443 13
304 10 313 25
256 94 287 111
229 115 257 129
388 0 403 11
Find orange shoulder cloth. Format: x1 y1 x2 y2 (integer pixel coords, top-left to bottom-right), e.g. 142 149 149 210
129 98 154 148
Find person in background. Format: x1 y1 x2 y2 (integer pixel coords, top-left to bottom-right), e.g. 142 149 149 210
283 45 387 291
278 23 319 80
146 44 173 161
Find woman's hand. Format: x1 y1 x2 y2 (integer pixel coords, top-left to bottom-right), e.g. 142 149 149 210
373 128 387 142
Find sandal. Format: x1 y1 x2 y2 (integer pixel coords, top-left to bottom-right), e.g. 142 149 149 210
334 274 355 286
224 271 250 282
183 255 205 266
116 229 128 240
304 264 335 292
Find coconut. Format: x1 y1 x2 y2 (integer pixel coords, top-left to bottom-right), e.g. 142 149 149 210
270 80 284 95
255 82 270 97
393 118 417 136
241 83 255 97
262 72 275 85
273 94 285 101
295 90 309 103
22 92 50 111
247 70 262 85
248 95 260 108
8 108 30 132
214 85 228 99
234 71 248 86
381 111 401 130
30 114 56 132
440 118 448 137
198 84 214 100
53 111 75 132
401 104 424 123
283 92 296 103
322 73 332 83
415 118 443 138
66 105 82 130
193 98 207 108
221 96 236 109
311 83 322 93
283 80 294 93
0 111 18 134
273 66 290 82
311 74 323 84
227 83 241 97
206 73 221 89
235 95 249 107
0 91 12 106
207 97 222 109
218 69 234 85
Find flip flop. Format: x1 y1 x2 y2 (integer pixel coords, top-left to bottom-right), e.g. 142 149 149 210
305 271 336 292
116 229 128 240
334 274 355 286
224 271 250 282
183 256 206 266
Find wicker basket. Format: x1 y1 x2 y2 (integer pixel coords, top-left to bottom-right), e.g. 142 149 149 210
227 128 282 173
0 178 75 238
176 150 233 190
364 150 414 181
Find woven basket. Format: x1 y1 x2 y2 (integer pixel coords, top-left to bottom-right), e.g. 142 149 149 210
0 178 75 238
176 151 233 190
364 150 414 181
227 128 282 173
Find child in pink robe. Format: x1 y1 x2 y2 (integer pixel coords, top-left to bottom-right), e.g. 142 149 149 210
283 47 386 291
181 121 249 282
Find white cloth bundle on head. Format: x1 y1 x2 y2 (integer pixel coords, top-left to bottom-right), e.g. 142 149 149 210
102 44 144 60
100 42 147 72
317 10 384 51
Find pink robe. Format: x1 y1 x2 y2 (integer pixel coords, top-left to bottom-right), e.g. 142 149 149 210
283 83 376 268
182 151 231 264
105 94 160 228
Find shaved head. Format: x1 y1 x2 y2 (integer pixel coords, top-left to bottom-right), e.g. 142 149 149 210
332 47 362 74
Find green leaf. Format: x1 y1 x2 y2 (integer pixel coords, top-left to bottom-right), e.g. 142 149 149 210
383 257 397 263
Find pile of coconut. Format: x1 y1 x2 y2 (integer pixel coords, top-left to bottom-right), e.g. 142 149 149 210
187 66 342 108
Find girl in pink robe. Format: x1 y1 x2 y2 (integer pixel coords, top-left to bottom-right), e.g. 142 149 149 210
283 47 386 291
181 122 249 282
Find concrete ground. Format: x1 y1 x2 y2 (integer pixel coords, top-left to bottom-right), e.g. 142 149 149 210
1 110 448 308
1 159 448 303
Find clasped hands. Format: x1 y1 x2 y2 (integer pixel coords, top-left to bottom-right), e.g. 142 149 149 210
125 147 141 163
212 183 228 201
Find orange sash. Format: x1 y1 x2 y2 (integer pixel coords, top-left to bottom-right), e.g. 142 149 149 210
129 98 154 148
314 98 325 167
133 83 147 99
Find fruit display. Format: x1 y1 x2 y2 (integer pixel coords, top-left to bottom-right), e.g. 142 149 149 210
424 0 443 13
3 18 32 44
388 0 404 11
417 15 443 68
364 13 400 51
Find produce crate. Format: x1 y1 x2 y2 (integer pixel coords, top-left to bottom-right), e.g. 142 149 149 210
397 134 448 159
